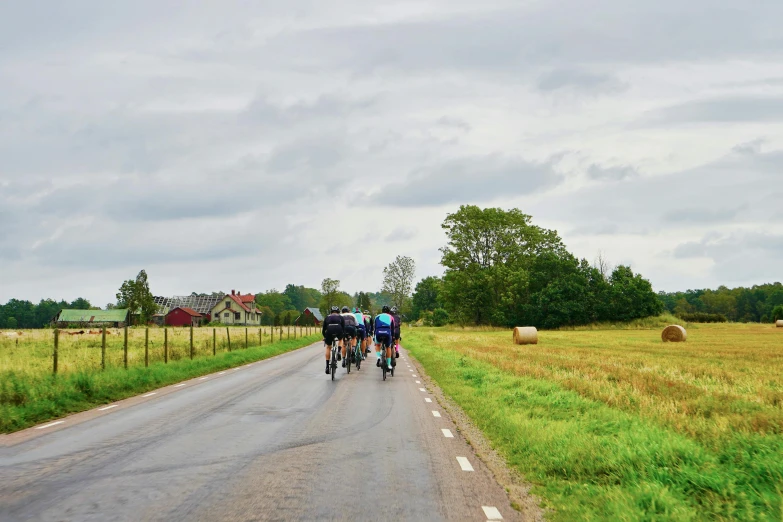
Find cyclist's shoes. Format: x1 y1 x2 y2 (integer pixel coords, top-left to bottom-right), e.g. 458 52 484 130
395 350 400 358
337 352 341 361
341 359 346 368
325 362 330 375
376 358 381 367
387 362 393 370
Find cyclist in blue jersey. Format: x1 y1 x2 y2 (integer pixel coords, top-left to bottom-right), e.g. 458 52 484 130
363 310 373 355
352 308 367 360
374 305 395 370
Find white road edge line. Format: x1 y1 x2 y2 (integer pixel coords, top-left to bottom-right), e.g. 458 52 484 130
482 506 503 520
218 372 226 375
416 381 421 384
199 377 209 380
142 392 156 397
419 388 426 392
442 429 454 438
98 405 117 411
425 398 432 403
174 383 187 388
432 411 441 418
35 421 65 430
456 456 474 471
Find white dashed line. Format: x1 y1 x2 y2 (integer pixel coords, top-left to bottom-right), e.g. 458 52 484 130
416 380 421 384
199 377 209 380
174 383 186 388
482 506 503 520
432 411 441 418
419 388 426 392
35 421 65 430
98 405 117 411
442 429 454 438
142 392 156 397
425 398 432 403
413 375 417 377
218 372 226 375
456 456 474 471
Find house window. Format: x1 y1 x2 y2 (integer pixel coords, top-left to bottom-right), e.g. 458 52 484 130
225 301 231 309
223 312 229 318
235 312 240 320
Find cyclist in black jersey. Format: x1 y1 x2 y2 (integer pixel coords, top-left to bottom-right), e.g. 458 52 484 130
322 306 344 374
340 306 358 367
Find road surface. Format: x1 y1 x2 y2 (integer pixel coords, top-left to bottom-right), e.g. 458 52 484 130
1 342 519 521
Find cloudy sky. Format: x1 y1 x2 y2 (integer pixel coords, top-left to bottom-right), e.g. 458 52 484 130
1 1 782 305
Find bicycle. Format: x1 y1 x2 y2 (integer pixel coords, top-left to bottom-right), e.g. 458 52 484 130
379 339 394 380
343 334 352 374
329 337 339 381
353 337 362 371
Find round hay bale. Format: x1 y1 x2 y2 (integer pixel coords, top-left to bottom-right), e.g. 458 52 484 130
661 325 687 343
776 320 783 328
513 326 538 345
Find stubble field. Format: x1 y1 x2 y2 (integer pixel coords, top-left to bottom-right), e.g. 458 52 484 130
405 323 783 521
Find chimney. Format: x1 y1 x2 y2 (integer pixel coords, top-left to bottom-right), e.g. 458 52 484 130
231 290 235 295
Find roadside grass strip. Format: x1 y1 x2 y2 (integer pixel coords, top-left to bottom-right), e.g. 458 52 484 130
1 334 322 433
405 328 783 521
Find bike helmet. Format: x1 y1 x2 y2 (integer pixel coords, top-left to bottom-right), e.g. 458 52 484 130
341 306 350 313
391 306 398 314
382 305 390 313
330 305 340 313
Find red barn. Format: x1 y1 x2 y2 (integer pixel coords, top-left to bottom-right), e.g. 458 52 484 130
166 307 203 327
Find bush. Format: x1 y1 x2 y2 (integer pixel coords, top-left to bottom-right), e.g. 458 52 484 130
678 312 727 323
432 308 450 327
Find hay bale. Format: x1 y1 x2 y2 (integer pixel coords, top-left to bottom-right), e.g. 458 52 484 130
661 325 687 343
513 326 538 345
776 320 783 328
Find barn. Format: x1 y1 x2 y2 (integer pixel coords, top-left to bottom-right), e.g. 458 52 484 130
301 307 324 326
166 307 203 327
55 309 129 328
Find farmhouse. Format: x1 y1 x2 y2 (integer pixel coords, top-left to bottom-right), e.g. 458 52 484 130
166 307 203 327
153 294 224 322
209 290 263 326
300 307 324 326
55 309 129 328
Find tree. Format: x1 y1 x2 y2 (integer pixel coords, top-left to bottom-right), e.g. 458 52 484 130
255 290 293 316
772 305 783 322
354 292 373 312
607 266 664 321
69 297 92 309
382 255 416 309
283 284 320 311
411 276 443 320
116 270 157 325
319 278 342 315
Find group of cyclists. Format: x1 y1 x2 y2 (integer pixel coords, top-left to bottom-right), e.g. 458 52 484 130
321 305 402 375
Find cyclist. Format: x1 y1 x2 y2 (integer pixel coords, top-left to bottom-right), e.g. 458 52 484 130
340 306 358 367
363 310 373 354
391 306 402 358
374 305 395 370
353 307 366 359
322 306 344 374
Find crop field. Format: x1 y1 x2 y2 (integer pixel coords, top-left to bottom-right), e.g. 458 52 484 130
0 326 320 433
405 323 783 521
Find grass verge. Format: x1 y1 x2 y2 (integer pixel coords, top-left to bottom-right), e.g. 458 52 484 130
405 327 783 521
1 334 320 433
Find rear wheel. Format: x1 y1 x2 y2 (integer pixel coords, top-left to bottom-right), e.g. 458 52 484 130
331 346 337 381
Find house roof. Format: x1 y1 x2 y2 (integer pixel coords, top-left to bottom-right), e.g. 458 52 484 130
238 293 255 303
58 309 129 323
170 307 202 317
304 307 324 321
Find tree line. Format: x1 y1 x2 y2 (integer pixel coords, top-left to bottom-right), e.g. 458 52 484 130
408 205 663 329
658 284 783 323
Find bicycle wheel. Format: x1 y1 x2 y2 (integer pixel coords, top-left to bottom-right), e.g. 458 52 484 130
346 346 351 374
331 347 337 381
355 347 361 370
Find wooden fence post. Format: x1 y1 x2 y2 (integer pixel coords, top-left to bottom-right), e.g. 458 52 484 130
245 327 248 349
101 326 106 370
227 327 231 351
279 327 282 341
190 324 194 359
164 328 168 363
145 328 149 367
124 326 128 369
259 328 262 346
213 328 216 356
53 329 59 375
287 325 290 340
270 326 273 344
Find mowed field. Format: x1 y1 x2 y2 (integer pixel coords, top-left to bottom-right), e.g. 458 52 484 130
0 326 320 432
405 324 783 521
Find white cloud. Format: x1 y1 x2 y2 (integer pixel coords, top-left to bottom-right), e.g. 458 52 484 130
1 0 782 304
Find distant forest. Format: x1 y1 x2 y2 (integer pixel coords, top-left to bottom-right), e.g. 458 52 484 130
658 283 783 323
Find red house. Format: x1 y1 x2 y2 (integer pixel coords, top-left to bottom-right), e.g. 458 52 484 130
166 307 203 327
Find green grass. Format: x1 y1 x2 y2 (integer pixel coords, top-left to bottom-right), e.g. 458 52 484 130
405 325 783 521
1 332 320 433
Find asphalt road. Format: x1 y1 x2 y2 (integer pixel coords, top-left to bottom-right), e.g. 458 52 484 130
1 342 519 521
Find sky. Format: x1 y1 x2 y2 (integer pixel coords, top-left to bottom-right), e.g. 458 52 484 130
1 1 782 306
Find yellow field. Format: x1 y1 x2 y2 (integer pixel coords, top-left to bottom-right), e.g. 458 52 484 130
0 326 317 376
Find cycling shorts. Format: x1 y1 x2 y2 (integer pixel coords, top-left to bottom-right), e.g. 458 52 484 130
343 325 357 339
357 325 366 340
375 327 392 347
323 324 343 344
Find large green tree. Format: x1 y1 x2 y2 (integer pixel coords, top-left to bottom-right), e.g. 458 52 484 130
116 270 157 324
319 278 343 315
255 290 294 316
411 276 443 320
381 255 416 310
